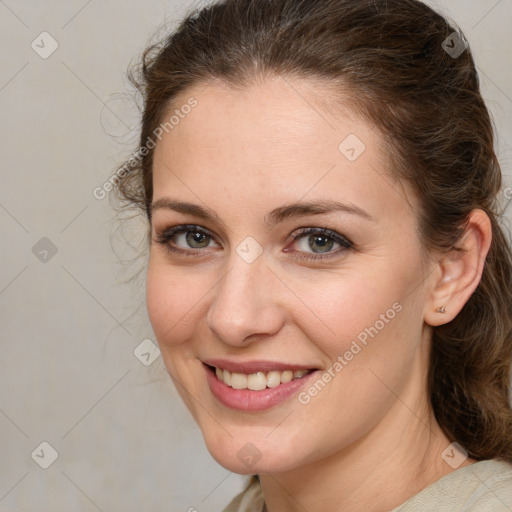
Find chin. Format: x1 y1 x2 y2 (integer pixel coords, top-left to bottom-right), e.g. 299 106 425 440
208 449 294 475
202 429 304 475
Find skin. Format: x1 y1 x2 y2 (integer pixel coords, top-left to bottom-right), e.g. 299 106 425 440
147 75 491 512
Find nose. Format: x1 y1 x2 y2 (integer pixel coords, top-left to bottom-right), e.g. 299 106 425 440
206 255 286 347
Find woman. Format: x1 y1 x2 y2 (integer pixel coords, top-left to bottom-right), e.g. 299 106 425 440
114 0 512 510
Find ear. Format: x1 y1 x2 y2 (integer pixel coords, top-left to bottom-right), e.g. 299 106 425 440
425 209 492 327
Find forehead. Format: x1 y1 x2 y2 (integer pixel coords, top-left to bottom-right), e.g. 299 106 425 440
151 75 414 222
157 76 364 156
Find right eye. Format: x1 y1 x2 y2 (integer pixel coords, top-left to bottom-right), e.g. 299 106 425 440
154 224 220 254
176 230 214 249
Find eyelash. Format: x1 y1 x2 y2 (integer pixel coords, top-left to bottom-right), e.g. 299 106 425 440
153 224 354 261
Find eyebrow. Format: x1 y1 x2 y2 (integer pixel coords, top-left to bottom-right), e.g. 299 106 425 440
150 198 375 227
151 198 223 224
264 200 375 227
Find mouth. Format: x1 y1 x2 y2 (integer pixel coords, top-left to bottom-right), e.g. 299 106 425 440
205 364 314 390
202 360 319 411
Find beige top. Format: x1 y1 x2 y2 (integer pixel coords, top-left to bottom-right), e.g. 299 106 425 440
222 459 512 511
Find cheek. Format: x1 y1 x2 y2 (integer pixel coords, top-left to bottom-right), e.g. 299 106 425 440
146 258 208 348
290 268 404 357
288 254 426 403
286 271 423 445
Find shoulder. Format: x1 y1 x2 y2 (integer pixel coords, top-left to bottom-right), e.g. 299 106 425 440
222 460 512 512
393 459 512 512
222 476 264 512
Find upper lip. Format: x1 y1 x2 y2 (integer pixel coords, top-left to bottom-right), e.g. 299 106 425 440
203 358 317 374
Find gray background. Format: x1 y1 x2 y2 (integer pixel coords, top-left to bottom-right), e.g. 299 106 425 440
0 1 511 511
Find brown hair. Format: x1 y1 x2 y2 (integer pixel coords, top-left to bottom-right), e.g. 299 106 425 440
114 0 512 462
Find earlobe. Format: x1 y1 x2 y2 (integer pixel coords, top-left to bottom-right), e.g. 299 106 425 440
425 209 492 327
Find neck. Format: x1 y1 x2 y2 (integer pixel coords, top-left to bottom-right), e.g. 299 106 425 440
258 354 474 512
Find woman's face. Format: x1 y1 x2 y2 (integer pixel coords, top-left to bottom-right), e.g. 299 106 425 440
147 76 434 474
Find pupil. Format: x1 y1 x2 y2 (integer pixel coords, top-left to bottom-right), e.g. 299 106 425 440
187 231 208 247
309 235 333 253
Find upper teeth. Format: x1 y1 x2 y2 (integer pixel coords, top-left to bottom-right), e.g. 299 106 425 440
215 367 310 390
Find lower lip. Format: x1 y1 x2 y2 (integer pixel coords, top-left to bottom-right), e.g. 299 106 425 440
204 364 318 412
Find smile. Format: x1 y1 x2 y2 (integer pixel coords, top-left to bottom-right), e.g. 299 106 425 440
212 366 312 390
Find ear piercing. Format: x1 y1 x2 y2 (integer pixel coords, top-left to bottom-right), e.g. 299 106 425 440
435 305 446 313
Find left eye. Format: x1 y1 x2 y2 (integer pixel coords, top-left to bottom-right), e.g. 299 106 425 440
289 229 352 256
298 234 336 253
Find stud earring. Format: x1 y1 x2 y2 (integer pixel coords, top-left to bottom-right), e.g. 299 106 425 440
435 305 446 313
